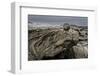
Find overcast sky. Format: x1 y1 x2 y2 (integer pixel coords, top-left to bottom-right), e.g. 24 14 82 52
28 15 88 26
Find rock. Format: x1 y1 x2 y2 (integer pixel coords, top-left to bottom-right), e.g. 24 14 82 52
72 43 88 58
28 23 88 60
68 29 79 41
63 23 70 31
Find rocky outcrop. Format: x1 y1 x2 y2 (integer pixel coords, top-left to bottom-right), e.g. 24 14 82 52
28 23 88 60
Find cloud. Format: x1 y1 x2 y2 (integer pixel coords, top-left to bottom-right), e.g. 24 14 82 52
28 15 88 26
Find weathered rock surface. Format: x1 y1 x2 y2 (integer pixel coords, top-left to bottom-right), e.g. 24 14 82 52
72 42 88 58
28 23 88 60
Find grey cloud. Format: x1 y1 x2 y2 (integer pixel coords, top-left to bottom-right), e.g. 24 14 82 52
28 15 88 26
